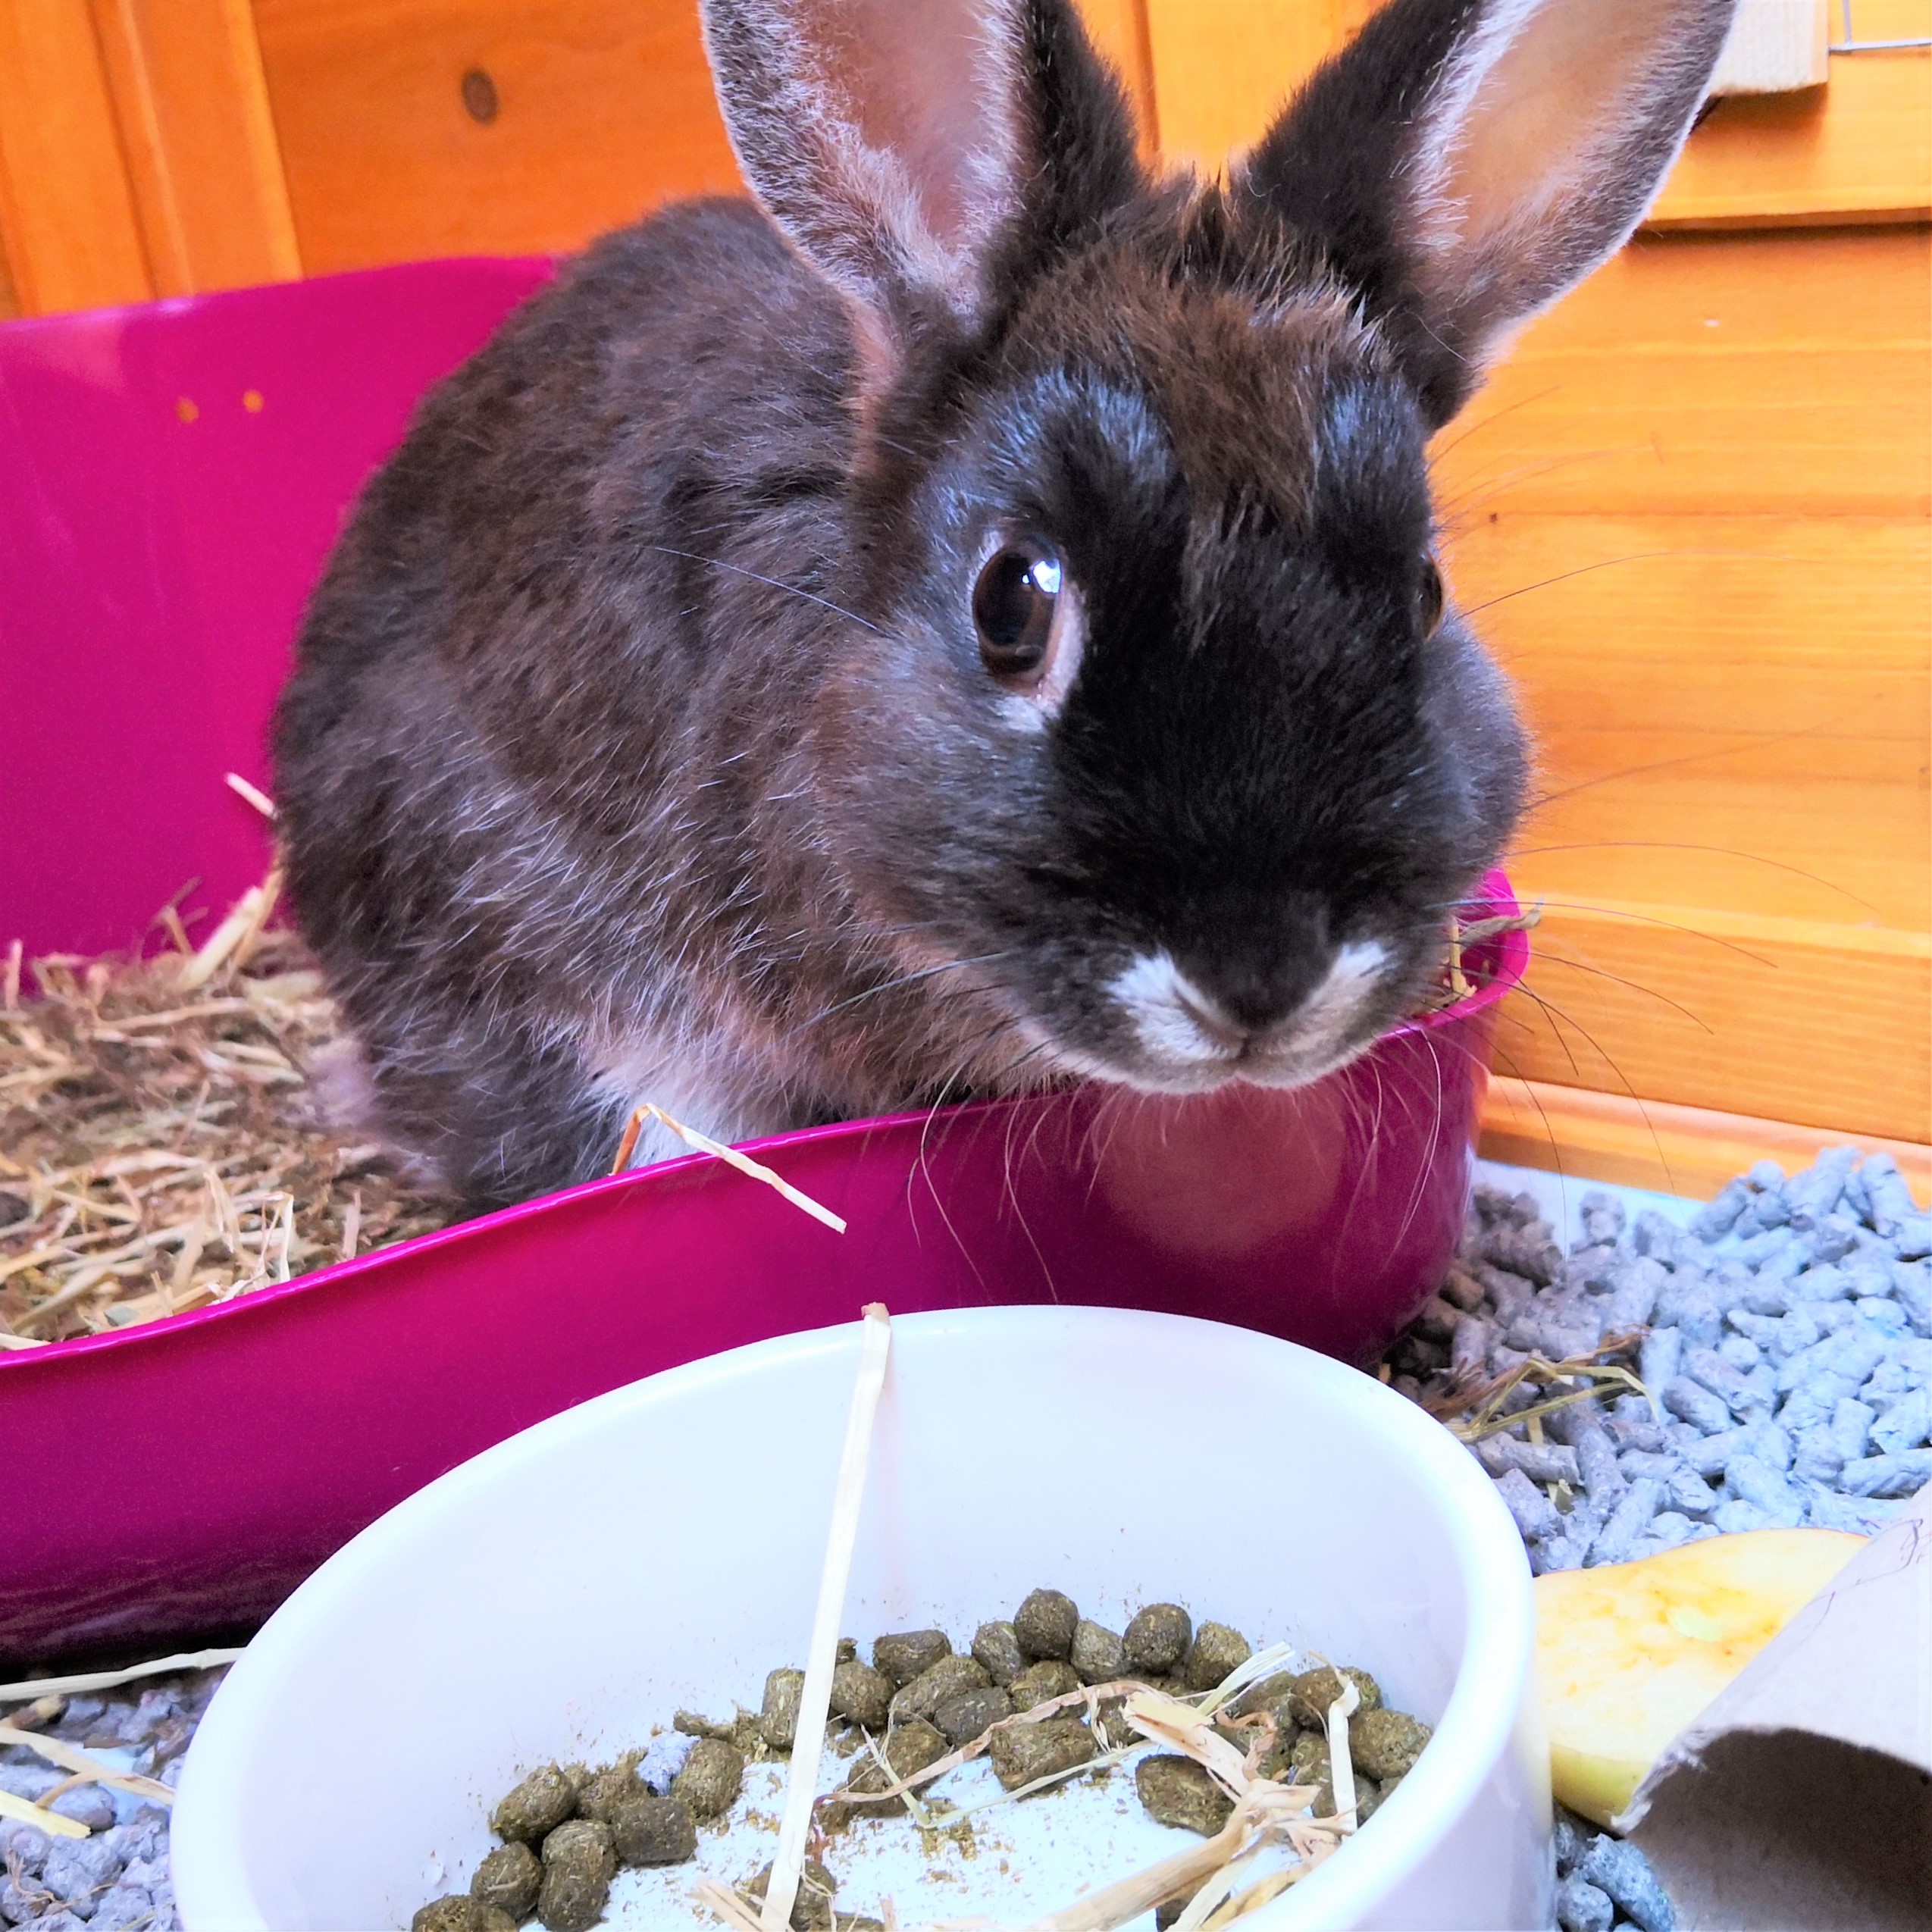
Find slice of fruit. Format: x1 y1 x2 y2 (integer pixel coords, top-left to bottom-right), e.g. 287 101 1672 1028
1535 1526 1865 1827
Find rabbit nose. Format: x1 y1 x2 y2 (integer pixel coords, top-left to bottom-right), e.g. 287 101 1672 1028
1178 952 1334 1041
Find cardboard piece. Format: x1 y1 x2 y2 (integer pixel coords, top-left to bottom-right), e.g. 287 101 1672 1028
1620 1486 1932 1930
1711 0 1830 94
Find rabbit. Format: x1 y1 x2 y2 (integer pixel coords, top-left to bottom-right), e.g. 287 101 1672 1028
274 0 1739 1210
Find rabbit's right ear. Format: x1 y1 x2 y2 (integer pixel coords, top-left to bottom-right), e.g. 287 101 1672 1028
1245 0 1738 426
701 0 1138 362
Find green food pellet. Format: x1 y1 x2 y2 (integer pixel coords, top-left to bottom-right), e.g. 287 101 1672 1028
413 1899 514 1932
762 1667 806 1750
1123 1603 1192 1674
829 1658 894 1730
671 1736 744 1819
1007 1658 1082 1711
1181 1621 1251 1692
747 1856 839 1930
970 1620 1025 1687
1013 1589 1079 1661
1229 1670 1296 1718
872 1630 950 1686
1135 1754 1234 1836
1069 1619 1127 1685
1285 1666 1382 1731
989 1716 1096 1792
1287 1730 1345 1818
932 1685 1011 1746
573 1760 643 1824
470 1841 541 1918
1350 1708 1431 1780
1092 1695 1141 1752
890 1655 990 1724
535 1820 615 1932
490 1764 576 1843
833 1717 950 1820
609 1793 698 1867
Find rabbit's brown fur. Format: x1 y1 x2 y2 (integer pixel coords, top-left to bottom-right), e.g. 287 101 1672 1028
276 0 1736 1207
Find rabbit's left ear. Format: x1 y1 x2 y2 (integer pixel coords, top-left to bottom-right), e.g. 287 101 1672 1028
701 0 1138 352
1246 0 1738 425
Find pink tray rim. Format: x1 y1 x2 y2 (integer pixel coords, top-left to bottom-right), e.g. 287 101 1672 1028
2 880 1524 1376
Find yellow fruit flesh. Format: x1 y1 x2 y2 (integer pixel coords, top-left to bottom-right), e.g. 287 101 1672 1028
1534 1526 1865 1827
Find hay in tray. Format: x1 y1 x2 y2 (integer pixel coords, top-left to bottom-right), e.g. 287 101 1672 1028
2 826 1532 1351
0 873 453 1349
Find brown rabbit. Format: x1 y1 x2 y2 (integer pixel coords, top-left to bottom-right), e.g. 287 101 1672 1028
274 0 1739 1208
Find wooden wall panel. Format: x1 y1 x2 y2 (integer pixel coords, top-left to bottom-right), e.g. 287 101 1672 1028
0 0 153 315
1482 1078 1932 1203
1142 0 1374 173
250 1 1156 276
89 0 301 296
251 0 744 271
1438 224 1932 1147
1439 230 1930 521
1652 3 1932 227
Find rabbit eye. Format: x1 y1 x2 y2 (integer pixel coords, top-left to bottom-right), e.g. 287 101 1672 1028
973 541 1063 682
1417 555 1445 637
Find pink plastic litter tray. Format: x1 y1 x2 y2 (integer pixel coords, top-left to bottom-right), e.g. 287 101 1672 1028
0 261 1527 1667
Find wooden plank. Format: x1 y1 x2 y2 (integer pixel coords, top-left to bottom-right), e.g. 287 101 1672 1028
1142 0 1371 173
1436 226 1930 518
252 0 746 273
1140 0 1924 226
1445 513 1931 930
1490 900 1931 1144
253 1 1152 275
0 0 152 315
1477 223 1929 352
87 0 300 296
1652 2 1931 227
1436 216 1930 1144
1481 1076 1932 1204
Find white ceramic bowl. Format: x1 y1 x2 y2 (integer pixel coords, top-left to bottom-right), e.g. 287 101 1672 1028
173 1307 1550 1930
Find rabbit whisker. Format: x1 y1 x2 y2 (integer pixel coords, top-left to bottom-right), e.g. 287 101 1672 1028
647 544 885 635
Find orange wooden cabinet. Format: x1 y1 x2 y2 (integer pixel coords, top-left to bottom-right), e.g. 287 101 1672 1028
0 1 1927 1194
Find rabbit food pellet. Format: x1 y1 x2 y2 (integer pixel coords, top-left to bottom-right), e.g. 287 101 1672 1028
409 1592 1431 1931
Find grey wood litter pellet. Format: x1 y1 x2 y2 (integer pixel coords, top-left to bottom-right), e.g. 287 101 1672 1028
1374 1148 1932 1932
0 1667 217 1932
5 1153 1918 1932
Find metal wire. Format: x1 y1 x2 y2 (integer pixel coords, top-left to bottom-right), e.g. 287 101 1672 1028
1830 0 1931 52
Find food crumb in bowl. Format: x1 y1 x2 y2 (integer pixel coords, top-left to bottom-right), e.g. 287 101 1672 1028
406 1592 1432 1930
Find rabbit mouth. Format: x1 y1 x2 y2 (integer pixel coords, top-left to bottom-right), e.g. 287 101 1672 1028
1085 943 1395 1094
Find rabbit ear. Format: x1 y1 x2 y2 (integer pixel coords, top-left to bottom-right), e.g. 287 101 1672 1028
1245 0 1737 424
701 0 1124 346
